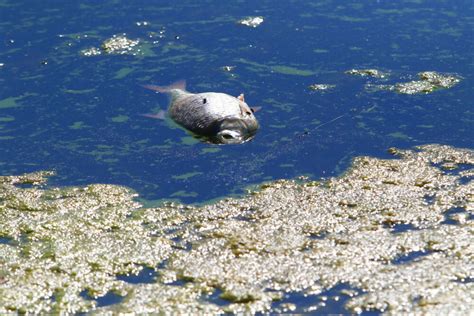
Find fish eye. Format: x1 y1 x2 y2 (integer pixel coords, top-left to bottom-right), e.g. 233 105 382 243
245 111 252 116
203 98 207 104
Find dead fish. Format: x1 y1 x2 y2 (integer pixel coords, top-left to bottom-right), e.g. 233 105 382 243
144 81 259 144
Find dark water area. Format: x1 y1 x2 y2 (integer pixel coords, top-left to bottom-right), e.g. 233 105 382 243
0 0 472 204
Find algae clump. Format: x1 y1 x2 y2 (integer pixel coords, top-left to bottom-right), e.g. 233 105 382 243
0 145 473 314
393 71 461 94
363 71 461 94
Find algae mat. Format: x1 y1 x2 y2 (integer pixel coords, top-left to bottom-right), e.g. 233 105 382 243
0 144 473 314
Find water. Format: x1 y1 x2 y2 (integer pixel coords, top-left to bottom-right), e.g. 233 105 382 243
0 1 472 203
0 0 473 313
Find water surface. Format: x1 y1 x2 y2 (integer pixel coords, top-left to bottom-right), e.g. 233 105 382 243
0 0 472 203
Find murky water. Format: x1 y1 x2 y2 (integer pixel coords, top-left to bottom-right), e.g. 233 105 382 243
0 0 473 313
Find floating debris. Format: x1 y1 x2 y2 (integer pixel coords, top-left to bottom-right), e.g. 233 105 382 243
345 68 387 78
135 21 149 27
308 84 336 91
0 63 4 67
0 145 473 314
221 65 236 72
238 16 264 28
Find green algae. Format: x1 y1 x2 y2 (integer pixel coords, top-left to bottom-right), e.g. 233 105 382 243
200 147 221 154
237 58 267 71
180 136 200 146
269 124 287 129
102 158 119 164
271 65 315 76
237 58 315 77
172 15 234 26
313 48 329 53
110 115 129 123
172 172 203 180
135 42 157 58
69 121 87 130
64 88 96 94
0 116 14 122
0 145 473 314
114 67 134 79
161 43 190 54
170 190 198 198
0 96 22 109
263 98 294 113
417 124 434 129
388 131 411 140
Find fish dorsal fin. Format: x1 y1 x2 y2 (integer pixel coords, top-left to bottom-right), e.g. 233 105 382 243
237 93 245 102
143 80 186 93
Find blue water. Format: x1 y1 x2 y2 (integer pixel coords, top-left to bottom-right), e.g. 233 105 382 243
0 1 473 312
0 0 472 203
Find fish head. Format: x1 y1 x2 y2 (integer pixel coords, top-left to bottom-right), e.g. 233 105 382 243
213 95 260 144
214 114 259 144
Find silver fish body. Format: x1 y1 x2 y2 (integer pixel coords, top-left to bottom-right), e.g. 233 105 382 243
146 82 259 144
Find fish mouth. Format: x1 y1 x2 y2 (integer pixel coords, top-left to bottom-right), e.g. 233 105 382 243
214 117 259 144
216 129 245 144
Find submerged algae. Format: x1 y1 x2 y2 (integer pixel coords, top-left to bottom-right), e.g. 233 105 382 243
0 145 473 314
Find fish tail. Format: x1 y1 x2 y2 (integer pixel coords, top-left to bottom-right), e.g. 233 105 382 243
143 80 186 93
141 110 166 120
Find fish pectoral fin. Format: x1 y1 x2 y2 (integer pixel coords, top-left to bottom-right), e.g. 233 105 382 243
237 93 245 102
251 106 262 113
141 110 166 120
